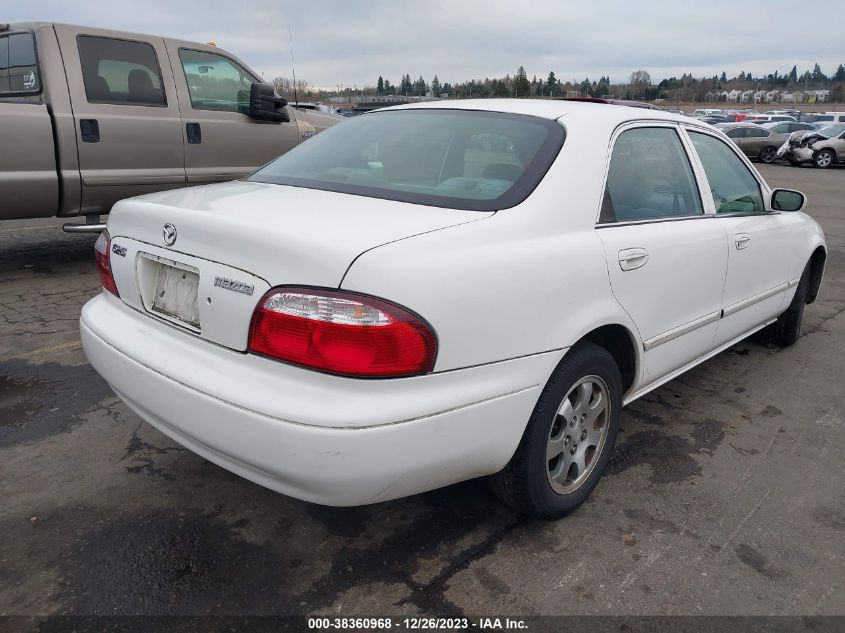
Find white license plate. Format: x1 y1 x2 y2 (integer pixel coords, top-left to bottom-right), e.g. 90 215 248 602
151 262 200 328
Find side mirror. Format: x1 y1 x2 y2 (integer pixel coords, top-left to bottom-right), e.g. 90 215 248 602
239 83 289 122
771 188 806 212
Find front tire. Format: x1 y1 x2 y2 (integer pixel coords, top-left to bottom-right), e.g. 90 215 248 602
490 342 622 519
813 149 835 169
772 264 810 347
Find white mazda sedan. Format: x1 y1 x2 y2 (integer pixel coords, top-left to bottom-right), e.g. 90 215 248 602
81 99 827 518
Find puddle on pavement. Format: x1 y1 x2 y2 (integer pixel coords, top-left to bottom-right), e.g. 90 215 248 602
0 360 112 447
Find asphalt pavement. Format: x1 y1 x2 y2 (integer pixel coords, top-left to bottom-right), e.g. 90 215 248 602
1 164 843 619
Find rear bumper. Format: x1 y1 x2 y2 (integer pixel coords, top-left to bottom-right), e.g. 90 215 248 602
80 293 562 505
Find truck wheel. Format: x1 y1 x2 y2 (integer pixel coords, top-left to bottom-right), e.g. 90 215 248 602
490 342 622 519
813 149 834 169
759 146 777 163
772 264 810 347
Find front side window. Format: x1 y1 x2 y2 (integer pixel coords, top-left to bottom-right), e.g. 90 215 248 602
688 131 764 214
725 128 746 139
179 49 258 112
600 127 702 223
249 110 565 211
78 36 165 106
0 32 40 95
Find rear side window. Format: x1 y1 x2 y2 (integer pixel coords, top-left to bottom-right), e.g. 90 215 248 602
78 36 166 106
178 49 258 112
725 128 746 139
0 32 40 95
249 110 565 212
688 131 764 214
600 127 702 223
746 128 769 138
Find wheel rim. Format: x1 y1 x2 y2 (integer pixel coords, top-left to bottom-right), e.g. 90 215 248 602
761 147 776 163
817 152 832 167
546 375 611 495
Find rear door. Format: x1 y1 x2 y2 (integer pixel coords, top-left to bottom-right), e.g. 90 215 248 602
54 26 185 214
684 128 795 347
596 124 728 384
0 29 58 219
163 42 300 185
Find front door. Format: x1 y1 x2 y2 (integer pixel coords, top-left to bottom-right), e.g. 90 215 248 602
54 26 185 215
596 125 728 385
685 129 795 346
164 43 301 185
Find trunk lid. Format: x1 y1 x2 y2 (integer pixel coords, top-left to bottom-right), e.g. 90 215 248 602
106 180 490 350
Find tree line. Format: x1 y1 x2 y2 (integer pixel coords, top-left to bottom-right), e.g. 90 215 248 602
272 62 845 103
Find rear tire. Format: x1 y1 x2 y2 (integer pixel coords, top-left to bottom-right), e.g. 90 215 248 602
490 342 622 519
759 146 777 163
772 264 810 347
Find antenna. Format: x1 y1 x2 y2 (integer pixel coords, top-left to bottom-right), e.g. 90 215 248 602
289 25 298 105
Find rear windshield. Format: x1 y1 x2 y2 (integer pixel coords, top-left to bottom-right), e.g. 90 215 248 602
249 109 566 211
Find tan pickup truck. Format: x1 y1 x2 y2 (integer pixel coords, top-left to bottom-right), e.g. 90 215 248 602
0 22 340 231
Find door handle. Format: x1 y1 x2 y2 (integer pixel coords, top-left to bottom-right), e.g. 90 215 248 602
186 122 202 144
618 248 649 271
80 119 100 143
735 233 751 250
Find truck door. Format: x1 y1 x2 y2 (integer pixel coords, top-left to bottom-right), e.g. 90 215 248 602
164 41 300 185
0 29 58 220
53 26 185 215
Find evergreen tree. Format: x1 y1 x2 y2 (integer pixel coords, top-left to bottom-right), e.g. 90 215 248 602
431 75 441 95
811 63 826 82
514 66 531 97
377 76 384 95
788 65 798 83
836 64 845 82
546 71 558 96
400 74 411 94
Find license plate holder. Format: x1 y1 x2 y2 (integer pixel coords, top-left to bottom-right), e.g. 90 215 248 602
151 261 200 329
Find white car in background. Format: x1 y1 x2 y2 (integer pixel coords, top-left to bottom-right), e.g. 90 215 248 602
81 100 827 518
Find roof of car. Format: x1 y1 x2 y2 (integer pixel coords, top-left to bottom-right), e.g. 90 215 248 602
380 98 693 127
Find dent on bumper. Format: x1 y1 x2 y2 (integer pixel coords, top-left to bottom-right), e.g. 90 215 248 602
80 293 562 505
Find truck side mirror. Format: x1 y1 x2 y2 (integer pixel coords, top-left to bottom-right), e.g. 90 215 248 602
239 84 289 122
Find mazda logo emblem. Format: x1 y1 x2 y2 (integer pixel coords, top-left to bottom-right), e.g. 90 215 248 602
162 223 177 246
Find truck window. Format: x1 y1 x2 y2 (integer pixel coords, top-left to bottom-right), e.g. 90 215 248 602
0 32 40 95
178 48 258 113
77 36 166 106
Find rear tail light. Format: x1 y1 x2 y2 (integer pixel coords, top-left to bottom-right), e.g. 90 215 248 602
248 288 437 378
94 230 119 297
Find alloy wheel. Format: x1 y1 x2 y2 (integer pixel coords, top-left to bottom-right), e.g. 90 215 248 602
815 151 833 168
546 375 611 494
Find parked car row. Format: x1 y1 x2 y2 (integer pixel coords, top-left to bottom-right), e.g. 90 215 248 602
715 121 819 163
777 123 845 168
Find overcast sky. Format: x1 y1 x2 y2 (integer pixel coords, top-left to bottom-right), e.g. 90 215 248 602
8 0 843 89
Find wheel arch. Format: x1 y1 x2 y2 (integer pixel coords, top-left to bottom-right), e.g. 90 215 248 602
814 145 837 160
807 245 827 304
574 323 640 396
